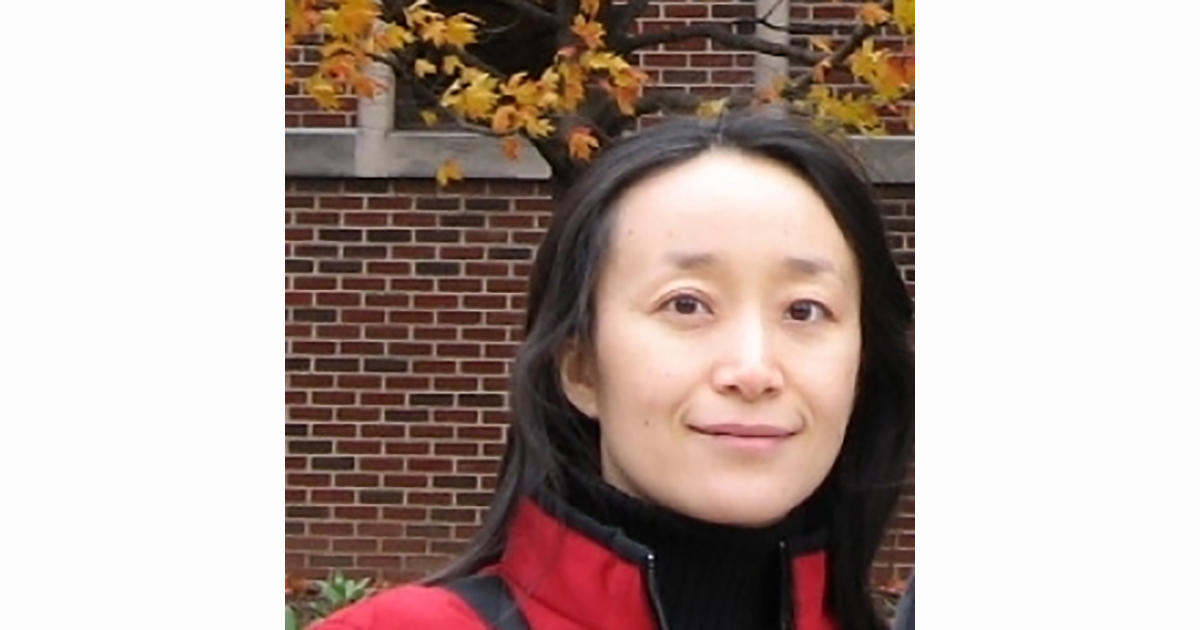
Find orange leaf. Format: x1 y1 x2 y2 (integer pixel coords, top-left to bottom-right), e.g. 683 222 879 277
812 59 831 83
567 127 600 160
500 135 521 160
580 0 601 18
491 104 519 134
810 36 833 53
860 2 892 26
905 104 915 132
436 158 463 188
571 15 606 50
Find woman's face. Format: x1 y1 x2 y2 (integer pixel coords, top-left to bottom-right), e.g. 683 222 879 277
560 149 863 527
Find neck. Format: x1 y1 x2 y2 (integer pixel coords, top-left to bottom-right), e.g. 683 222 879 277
563 470 824 630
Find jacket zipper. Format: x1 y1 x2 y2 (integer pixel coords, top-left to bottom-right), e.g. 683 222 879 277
643 553 672 630
780 540 795 630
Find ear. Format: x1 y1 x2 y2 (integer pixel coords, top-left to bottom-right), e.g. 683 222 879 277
558 338 600 419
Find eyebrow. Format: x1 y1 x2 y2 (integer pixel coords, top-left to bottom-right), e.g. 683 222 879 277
665 252 838 276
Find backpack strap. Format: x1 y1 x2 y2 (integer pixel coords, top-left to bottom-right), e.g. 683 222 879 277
442 574 531 630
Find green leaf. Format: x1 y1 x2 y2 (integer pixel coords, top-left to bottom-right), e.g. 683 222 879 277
286 605 299 630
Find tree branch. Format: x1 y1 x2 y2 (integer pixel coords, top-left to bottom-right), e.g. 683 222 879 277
494 0 559 28
452 48 510 81
634 89 703 116
609 0 653 36
612 23 821 65
791 6 889 94
381 53 514 137
556 0 580 27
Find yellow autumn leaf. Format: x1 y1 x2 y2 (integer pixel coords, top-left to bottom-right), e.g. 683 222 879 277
571 15 606 50
567 127 600 161
523 116 555 138
418 20 447 45
377 23 416 50
500 135 522 161
500 72 541 108
860 2 892 27
443 54 465 75
320 40 355 58
456 73 501 119
414 58 438 77
906 104 915 132
403 0 435 26
306 77 340 109
580 0 601 18
849 40 882 80
893 0 915 34
558 62 587 110
810 36 833 53
436 159 463 188
581 51 624 73
285 66 295 86
420 110 439 126
444 14 481 47
696 98 728 117
609 67 647 115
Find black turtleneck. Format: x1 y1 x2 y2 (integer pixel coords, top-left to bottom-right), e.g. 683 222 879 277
563 471 822 630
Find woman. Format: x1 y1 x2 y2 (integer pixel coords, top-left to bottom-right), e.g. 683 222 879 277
316 114 915 630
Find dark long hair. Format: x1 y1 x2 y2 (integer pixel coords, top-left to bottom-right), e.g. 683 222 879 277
428 114 915 630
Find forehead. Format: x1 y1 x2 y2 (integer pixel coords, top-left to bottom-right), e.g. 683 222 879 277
606 149 855 271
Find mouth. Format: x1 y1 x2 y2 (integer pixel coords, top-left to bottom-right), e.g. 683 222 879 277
690 423 797 438
688 423 797 452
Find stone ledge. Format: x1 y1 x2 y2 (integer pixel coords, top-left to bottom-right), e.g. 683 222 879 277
285 128 914 184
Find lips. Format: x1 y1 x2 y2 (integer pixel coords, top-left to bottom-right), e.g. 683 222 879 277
690 423 795 438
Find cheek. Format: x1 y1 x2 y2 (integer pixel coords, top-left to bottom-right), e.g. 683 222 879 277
797 339 861 425
591 316 692 424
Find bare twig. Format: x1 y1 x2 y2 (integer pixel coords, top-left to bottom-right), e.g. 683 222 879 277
385 53 512 137
792 3 891 94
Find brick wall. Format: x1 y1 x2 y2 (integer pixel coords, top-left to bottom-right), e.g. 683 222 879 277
285 177 916 585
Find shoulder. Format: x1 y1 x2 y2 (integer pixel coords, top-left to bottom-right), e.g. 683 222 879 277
311 584 486 630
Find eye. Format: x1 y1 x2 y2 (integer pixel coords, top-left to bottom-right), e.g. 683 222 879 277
663 294 711 316
787 299 831 322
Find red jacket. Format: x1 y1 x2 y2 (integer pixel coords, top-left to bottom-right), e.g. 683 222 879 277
314 496 837 630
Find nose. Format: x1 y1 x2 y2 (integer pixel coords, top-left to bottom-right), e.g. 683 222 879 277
711 314 784 400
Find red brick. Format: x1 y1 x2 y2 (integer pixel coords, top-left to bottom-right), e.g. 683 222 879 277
336 440 382 455
413 327 457 341
381 539 429 554
354 461 401 478
336 407 381 421
434 409 478 423
662 3 707 18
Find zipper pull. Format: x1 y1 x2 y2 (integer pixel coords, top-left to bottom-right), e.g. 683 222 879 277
643 553 671 630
